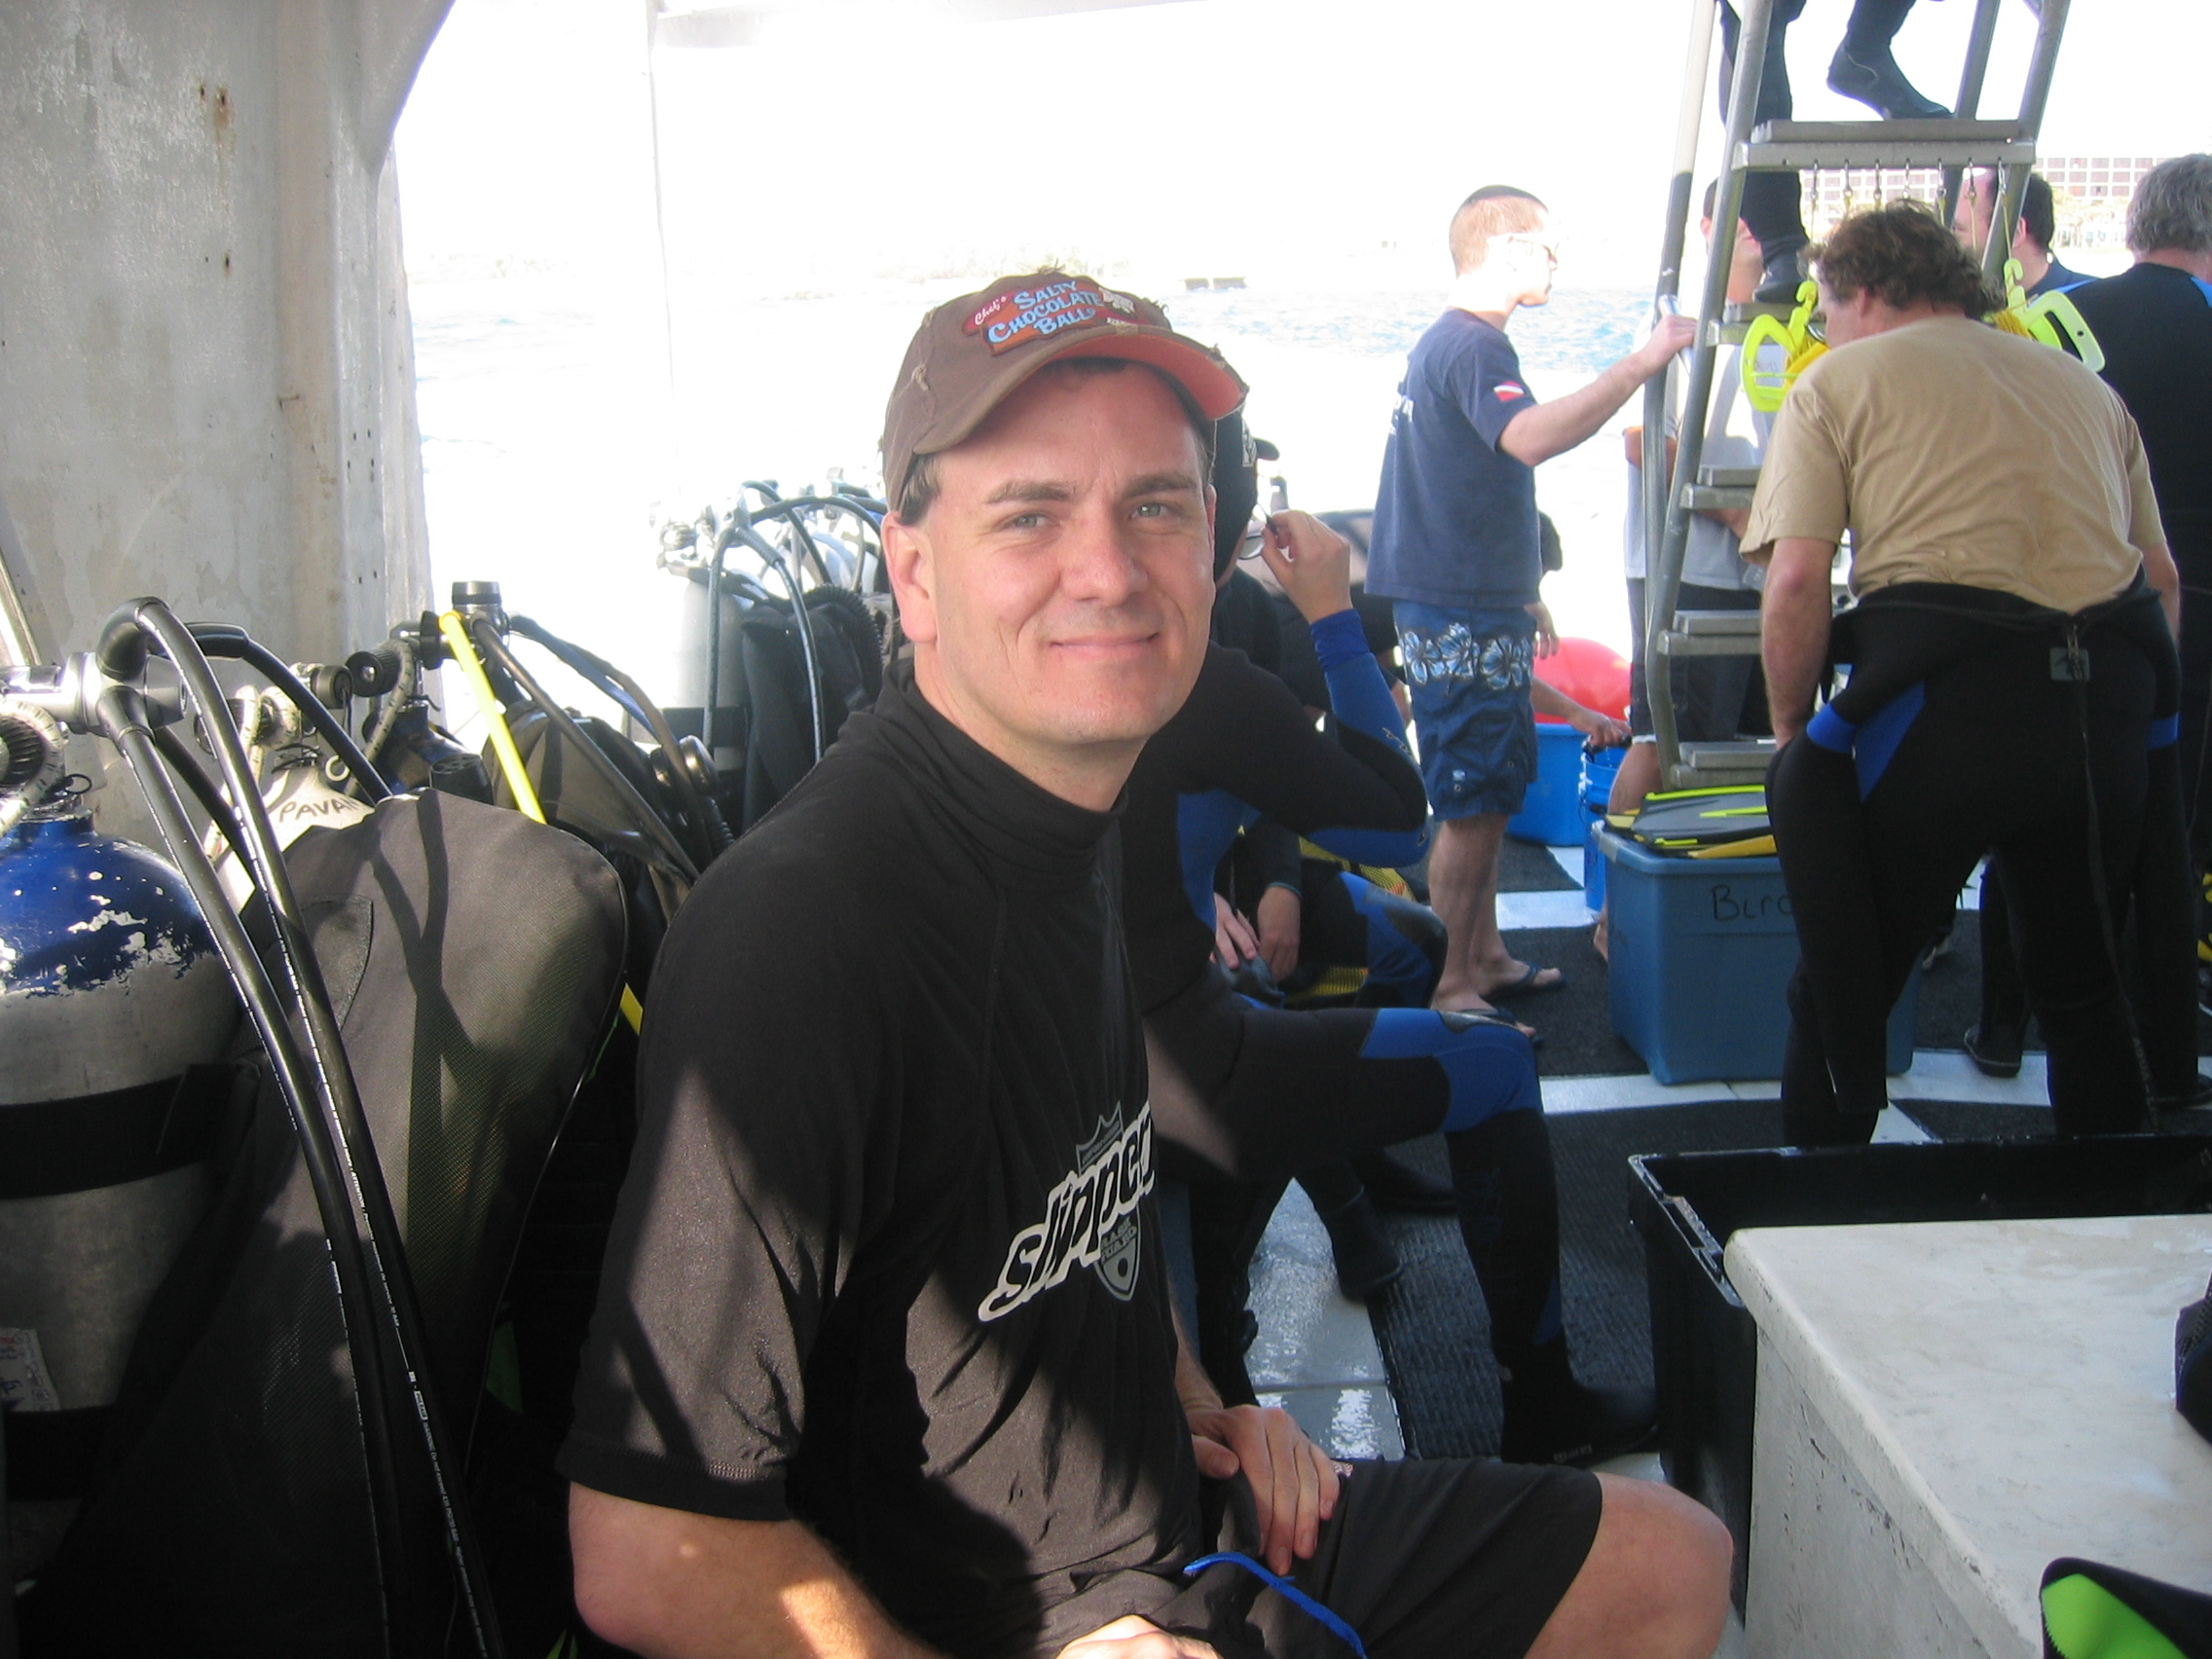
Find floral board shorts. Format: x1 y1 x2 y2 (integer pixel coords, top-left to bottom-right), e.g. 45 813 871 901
1393 600 1537 821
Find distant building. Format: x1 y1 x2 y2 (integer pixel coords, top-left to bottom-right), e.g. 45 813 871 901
1789 155 2172 251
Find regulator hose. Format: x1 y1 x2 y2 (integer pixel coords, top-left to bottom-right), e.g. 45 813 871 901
505 613 730 865
118 601 501 1657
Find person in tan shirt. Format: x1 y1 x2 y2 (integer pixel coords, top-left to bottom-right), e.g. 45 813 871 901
1739 201 2185 1146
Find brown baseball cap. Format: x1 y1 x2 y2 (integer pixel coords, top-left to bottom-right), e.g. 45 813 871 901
879 271 1246 512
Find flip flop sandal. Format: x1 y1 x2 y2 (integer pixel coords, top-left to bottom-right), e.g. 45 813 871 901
1485 962 1566 1001
1438 1007 1545 1049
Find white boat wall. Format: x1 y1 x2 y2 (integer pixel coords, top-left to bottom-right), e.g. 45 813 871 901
0 1 453 827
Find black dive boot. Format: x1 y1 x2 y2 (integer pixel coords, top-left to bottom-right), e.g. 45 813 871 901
1498 1340 1659 1468
1753 246 1806 306
1826 41 1950 119
1312 1187 1403 1302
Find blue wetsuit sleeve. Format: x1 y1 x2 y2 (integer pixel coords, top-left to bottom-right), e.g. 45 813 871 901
1309 608 1412 762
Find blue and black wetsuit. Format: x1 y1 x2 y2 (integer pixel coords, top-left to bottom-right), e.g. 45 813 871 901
1126 618 1602 1453
1768 577 2181 1142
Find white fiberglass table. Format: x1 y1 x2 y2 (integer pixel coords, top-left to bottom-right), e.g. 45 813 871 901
1724 1214 2212 1659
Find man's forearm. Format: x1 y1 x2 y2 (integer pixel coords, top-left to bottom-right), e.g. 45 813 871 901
2145 541 2182 640
1500 358 1649 466
571 1484 941 1659
1760 538 1839 745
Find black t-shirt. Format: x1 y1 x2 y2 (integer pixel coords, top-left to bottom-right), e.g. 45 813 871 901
2069 263 2212 567
559 663 1200 1659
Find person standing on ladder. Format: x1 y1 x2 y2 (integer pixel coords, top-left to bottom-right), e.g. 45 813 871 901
1720 0 1955 302
1366 185 1692 1018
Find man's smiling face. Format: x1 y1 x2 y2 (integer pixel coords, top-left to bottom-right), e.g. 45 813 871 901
884 360 1217 806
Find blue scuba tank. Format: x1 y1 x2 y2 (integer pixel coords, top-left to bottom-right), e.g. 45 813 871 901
0 804 239 1573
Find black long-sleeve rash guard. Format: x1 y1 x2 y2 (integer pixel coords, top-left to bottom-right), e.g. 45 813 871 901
1123 611 1429 1014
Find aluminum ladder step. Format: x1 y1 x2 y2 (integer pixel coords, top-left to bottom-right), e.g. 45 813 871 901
1672 739 1777 784
1741 118 2033 171
1658 610 1762 658
1683 462 1760 511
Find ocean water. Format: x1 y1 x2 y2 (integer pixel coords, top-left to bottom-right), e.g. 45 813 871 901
409 278 1652 707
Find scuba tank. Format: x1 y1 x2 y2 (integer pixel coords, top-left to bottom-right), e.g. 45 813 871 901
0 699 238 1577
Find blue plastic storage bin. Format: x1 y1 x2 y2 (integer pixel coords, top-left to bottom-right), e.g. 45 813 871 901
1506 721 1588 846
1598 828 1920 1085
1579 748 1623 911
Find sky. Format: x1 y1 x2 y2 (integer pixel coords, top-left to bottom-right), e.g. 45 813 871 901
389 0 2212 676
398 0 2212 297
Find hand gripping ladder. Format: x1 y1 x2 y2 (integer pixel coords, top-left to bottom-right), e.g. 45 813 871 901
1641 0 2073 790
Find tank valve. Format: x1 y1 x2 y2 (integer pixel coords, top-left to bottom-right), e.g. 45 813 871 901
0 697 66 835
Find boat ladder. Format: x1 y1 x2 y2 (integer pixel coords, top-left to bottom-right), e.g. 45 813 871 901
1641 0 2073 790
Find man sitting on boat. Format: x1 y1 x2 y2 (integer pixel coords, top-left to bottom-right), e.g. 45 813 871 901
557 270 1732 1659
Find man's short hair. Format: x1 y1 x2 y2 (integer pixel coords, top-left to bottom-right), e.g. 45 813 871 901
1449 185 1547 274
2019 173 2055 255
896 357 1214 524
2126 153 2212 255
1813 201 1999 317
1702 180 1718 223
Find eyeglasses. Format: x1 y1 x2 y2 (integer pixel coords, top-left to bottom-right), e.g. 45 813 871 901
1235 511 1270 561
1498 232 1563 264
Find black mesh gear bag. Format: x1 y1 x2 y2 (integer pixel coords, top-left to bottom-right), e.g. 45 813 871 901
18 792 625 1656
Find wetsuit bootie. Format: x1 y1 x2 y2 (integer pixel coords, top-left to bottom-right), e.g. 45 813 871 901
1350 1150 1456 1215
1825 42 1950 120
1497 1341 1659 1468
1313 1188 1403 1302
1965 1019 2024 1079
1753 247 1806 306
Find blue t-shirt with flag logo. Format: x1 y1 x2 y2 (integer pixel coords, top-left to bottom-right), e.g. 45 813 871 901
1367 309 1542 610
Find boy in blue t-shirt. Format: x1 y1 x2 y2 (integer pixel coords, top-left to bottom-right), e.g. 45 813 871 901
1368 185 1691 1015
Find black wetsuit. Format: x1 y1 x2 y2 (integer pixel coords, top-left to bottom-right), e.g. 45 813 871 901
1977 266 2212 1096
1770 580 2178 1142
1125 618 1595 1449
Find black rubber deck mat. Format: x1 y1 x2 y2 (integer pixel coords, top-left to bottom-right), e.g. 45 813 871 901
1367 1100 1786 1459
1498 835 1581 892
1896 1099 2053 1141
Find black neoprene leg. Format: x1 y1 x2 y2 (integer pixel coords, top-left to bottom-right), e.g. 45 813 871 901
1719 0 1810 262
1978 856 2029 1037
1843 0 1918 53
1446 1110 1561 1375
1770 735 1892 1142
2131 744 2200 1103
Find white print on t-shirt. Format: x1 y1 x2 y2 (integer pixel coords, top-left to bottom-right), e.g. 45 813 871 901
978 1103 1155 1321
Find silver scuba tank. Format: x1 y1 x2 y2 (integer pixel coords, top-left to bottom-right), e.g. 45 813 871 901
0 703 240 1576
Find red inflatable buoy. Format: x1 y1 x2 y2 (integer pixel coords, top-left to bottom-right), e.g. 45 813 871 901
1532 636 1632 722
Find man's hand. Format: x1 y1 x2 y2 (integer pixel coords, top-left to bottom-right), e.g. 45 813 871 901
1056 1616 1219 1659
1254 510 1353 626
1527 600 1560 658
1628 313 1699 379
1760 536 1841 755
1185 1403 1344 1575
1568 708 1631 750
1253 887 1302 981
1211 895 1260 969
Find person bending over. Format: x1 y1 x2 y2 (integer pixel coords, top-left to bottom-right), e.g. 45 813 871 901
561 269 1730 1659
1366 184 1693 1019
1746 204 2183 1145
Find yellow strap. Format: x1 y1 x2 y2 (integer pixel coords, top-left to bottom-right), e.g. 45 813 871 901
440 611 645 1036
439 611 545 825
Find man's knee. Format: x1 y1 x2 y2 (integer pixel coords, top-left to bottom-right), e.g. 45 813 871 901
1531 1475 1731 1659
